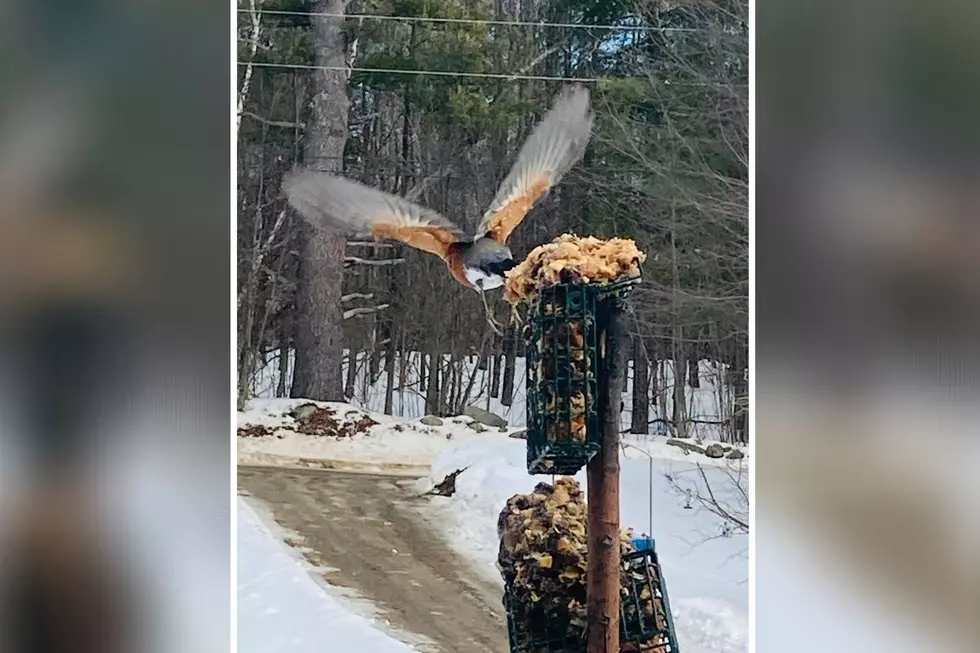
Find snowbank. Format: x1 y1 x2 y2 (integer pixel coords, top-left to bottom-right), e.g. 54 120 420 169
421 435 748 653
238 498 419 653
238 398 524 472
253 351 739 442
238 398 745 474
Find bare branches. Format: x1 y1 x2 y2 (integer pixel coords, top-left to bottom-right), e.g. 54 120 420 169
665 462 749 536
236 0 262 134
347 241 395 248
242 111 305 129
343 256 406 267
405 168 456 203
343 304 390 319
341 292 375 302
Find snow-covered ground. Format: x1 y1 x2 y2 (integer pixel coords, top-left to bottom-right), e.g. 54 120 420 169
238 398 524 472
238 497 420 653
251 351 741 442
238 397 745 471
238 399 748 653
422 436 749 653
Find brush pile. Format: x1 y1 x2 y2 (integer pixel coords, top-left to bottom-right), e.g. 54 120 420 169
497 478 669 652
504 234 645 304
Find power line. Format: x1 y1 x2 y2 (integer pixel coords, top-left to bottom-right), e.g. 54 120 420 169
236 9 707 33
238 61 745 87
239 61 600 82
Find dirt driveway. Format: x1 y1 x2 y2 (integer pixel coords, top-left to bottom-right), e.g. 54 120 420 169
238 466 508 653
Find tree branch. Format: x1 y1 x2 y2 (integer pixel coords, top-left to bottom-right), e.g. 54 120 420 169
343 304 390 319
341 292 374 302
344 256 405 267
242 111 304 129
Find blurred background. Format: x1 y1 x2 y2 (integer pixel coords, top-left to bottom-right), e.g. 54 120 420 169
0 1 230 652
757 0 979 651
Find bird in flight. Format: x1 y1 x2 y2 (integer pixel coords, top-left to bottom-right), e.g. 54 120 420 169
283 85 594 294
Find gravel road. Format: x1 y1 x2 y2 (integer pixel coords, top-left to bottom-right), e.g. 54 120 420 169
238 466 508 653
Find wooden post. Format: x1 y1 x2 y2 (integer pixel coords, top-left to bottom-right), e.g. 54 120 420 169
587 301 627 653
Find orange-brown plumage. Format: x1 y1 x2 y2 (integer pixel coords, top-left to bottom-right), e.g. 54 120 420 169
444 246 473 288
283 85 593 293
482 176 551 245
370 222 459 260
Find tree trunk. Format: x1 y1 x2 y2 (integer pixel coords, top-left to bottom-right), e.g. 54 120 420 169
649 340 659 417
369 333 382 385
489 353 501 398
383 336 396 415
687 355 700 388
444 356 457 416
276 344 289 398
732 348 748 444
291 0 348 401
630 337 649 435
344 350 357 399
672 338 689 439
424 352 440 416
500 329 517 407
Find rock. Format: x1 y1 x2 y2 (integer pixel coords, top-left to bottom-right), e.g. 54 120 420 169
508 430 528 440
665 439 705 455
704 443 725 458
726 449 745 460
290 403 319 422
462 406 509 428
466 421 487 433
419 415 443 426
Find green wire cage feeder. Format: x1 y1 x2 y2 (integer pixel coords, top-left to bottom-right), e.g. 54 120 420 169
620 539 681 652
524 279 637 476
503 537 679 653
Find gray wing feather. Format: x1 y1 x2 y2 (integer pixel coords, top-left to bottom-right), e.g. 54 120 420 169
477 84 594 236
283 168 463 237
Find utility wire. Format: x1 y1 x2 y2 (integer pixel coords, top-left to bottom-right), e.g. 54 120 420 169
239 61 599 82
237 61 744 86
235 9 709 33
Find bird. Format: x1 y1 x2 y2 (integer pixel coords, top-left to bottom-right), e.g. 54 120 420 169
282 84 594 295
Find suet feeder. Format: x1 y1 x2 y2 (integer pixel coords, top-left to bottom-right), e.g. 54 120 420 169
524 278 637 475
502 538 680 653
620 539 681 652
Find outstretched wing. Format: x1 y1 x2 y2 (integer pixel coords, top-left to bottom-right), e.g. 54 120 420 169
477 85 594 244
283 169 465 260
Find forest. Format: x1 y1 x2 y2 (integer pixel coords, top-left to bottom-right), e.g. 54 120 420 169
237 0 748 443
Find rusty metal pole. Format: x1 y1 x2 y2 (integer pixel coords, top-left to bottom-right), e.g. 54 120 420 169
587 300 627 653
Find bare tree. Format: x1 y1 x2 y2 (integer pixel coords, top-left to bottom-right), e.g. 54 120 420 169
290 0 349 401
630 337 650 434
665 462 749 539
236 0 262 134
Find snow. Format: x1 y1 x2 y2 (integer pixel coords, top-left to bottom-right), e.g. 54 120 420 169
238 398 525 472
239 397 745 473
238 497 420 653
422 435 749 653
238 398 748 653
251 351 740 442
